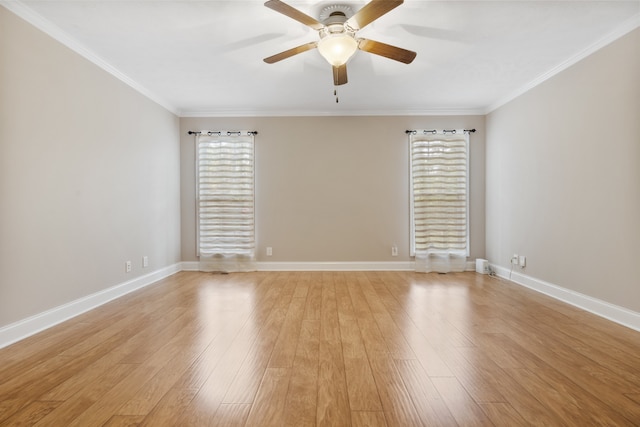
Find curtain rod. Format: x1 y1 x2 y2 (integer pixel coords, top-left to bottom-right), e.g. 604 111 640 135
188 130 258 136
405 129 476 135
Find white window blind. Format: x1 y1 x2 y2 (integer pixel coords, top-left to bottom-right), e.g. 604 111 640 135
410 131 469 272
197 132 256 272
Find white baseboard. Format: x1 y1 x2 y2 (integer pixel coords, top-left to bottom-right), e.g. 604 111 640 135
185 260 476 272
491 264 640 332
9 260 636 351
0 263 182 350
184 260 415 272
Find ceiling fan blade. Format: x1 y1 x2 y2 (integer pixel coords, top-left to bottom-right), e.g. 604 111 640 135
358 38 416 64
346 0 404 31
264 0 324 31
333 64 348 86
264 41 318 64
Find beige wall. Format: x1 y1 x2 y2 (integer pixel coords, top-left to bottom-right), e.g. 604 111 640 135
11 0 636 331
486 29 640 312
0 8 182 327
181 115 486 263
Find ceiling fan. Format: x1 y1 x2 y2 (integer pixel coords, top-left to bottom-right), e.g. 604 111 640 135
263 0 416 86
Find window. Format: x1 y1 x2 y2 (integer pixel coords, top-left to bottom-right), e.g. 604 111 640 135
197 132 256 272
409 131 469 272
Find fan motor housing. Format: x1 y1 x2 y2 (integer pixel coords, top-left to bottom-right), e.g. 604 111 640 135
320 6 354 37
319 4 354 22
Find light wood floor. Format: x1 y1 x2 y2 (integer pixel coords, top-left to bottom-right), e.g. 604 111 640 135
1 271 639 426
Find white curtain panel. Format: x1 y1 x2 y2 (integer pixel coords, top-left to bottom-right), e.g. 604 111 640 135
199 253 256 273
410 130 469 273
196 132 256 273
415 251 467 273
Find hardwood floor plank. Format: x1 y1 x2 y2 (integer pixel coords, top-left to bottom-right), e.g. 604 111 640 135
505 367 636 425
466 332 528 370
0 311 128 382
209 403 251 427
138 387 200 427
393 359 457 426
387 276 476 349
93 274 276 426
316 341 351 427
43 312 201 404
358 273 417 360
369 272 454 376
0 320 147 424
0 271 638 426
479 402 529 426
148 320 253 425
0 354 73 420
102 414 146 427
244 367 291 426
163 273 286 425
303 274 322 321
0 400 63 426
335 281 383 412
268 294 306 368
431 376 494 426
64 364 161 427
345 282 388 359
625 393 640 405
437 345 507 403
283 320 319 427
503 297 640 390
316 275 351 427
114 323 218 416
351 410 388 426
335 283 368 360
367 357 423 427
33 363 137 426
343 361 384 413
481 364 564 426
88 302 228 422
345 274 423 426
221 285 292 403
292 271 311 299
503 315 640 422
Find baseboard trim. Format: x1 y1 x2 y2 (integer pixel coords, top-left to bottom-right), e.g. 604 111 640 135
0 263 182 349
183 261 415 271
7 261 636 350
491 264 640 332
184 260 476 272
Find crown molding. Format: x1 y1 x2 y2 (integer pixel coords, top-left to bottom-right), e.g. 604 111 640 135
178 108 486 118
4 0 637 119
1 0 180 116
485 12 640 114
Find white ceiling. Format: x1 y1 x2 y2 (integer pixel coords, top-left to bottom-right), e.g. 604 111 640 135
6 1 639 116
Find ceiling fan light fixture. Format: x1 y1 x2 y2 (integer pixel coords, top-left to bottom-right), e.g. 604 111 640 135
317 33 358 66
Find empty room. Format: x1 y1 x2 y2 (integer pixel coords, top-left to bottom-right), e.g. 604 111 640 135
1 0 639 425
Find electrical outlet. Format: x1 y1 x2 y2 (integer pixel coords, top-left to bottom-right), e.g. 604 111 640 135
125 261 132 273
142 256 149 268
519 255 526 268
391 245 398 257
511 254 519 265
266 247 273 256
